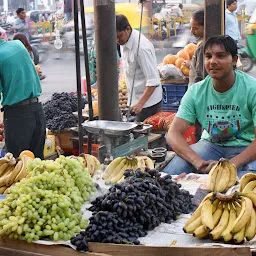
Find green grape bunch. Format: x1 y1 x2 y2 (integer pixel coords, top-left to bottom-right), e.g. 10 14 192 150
0 156 95 243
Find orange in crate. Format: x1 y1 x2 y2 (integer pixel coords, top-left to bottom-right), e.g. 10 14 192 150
83 143 100 158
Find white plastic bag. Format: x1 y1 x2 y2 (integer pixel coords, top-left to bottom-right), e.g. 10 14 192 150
159 64 185 80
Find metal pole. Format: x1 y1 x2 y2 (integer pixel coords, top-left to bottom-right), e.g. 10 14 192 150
73 0 84 154
94 0 120 121
80 0 93 154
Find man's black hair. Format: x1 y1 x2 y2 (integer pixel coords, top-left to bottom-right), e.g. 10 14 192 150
16 8 25 15
179 4 183 9
226 0 237 7
204 35 238 57
116 14 131 32
191 8 204 26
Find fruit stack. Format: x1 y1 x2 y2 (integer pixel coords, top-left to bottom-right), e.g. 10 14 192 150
103 156 154 184
184 191 256 243
0 153 29 194
71 168 194 251
207 158 237 192
119 88 128 110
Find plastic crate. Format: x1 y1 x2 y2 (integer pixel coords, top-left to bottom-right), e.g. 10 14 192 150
162 83 188 111
83 143 100 158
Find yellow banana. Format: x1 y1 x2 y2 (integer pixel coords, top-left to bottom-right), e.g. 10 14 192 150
221 204 237 242
212 201 224 227
243 180 256 192
0 186 8 194
110 159 132 184
0 162 10 176
214 161 230 192
193 225 209 238
212 199 220 213
238 192 256 207
136 156 146 171
201 199 214 231
0 164 15 187
233 226 246 244
210 203 230 240
184 216 202 234
231 197 252 234
5 160 23 187
83 154 96 176
207 162 220 191
14 156 28 183
238 173 256 192
102 157 125 180
144 157 154 169
225 162 237 188
245 208 256 241
105 158 129 184
183 193 214 230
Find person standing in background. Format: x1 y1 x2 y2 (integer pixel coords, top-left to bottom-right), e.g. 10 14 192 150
13 8 30 39
0 37 46 158
171 4 184 18
183 9 206 87
64 0 72 22
116 14 162 122
225 0 241 43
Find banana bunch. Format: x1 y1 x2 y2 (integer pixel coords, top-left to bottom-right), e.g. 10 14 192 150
184 192 256 243
207 158 237 192
0 154 29 194
78 153 101 177
102 156 154 185
239 173 256 192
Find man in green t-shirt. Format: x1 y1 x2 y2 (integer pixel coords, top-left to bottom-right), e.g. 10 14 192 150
0 38 46 158
163 35 256 177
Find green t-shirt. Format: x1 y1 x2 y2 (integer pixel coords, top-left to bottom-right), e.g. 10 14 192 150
177 71 256 147
0 40 41 106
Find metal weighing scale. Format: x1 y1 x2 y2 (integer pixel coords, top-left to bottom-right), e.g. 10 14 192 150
82 120 152 163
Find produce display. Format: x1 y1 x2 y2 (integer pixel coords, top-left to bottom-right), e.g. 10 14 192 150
119 88 128 110
207 159 237 192
71 168 194 251
43 92 86 131
103 156 154 184
0 156 95 242
239 173 256 192
184 191 256 243
162 43 197 77
0 153 30 194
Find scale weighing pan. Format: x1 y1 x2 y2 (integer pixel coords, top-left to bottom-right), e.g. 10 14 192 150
82 120 138 136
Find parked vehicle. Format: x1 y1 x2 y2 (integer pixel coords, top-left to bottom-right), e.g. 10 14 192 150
238 9 256 72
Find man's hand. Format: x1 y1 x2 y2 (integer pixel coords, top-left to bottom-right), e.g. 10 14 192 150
195 160 218 174
130 102 143 114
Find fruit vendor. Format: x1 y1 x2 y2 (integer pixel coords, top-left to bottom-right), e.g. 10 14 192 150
116 14 162 122
0 35 46 158
163 35 256 177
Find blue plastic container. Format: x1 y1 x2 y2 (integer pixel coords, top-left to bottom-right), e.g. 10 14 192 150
162 83 188 111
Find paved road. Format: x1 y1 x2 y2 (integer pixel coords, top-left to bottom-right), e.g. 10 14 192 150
40 47 256 103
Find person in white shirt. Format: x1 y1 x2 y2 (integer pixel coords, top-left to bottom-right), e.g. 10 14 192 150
116 14 162 122
171 4 184 18
225 0 241 43
6 13 16 25
236 0 256 16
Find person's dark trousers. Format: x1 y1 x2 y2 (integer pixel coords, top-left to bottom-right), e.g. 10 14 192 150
3 102 46 159
136 101 162 122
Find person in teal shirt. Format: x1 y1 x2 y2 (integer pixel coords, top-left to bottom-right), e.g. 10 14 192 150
163 35 256 177
0 38 46 158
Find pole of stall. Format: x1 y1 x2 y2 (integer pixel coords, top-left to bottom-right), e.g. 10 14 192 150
73 0 84 154
94 0 120 121
80 0 93 155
